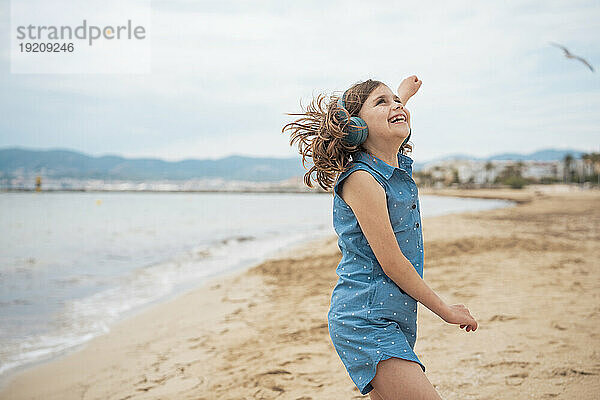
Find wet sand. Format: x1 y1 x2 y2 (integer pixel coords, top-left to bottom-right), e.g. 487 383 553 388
1 187 599 399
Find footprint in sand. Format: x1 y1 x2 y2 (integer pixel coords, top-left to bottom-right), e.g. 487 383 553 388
570 281 584 291
187 336 209 350
256 369 292 377
459 354 483 364
546 367 598 377
451 290 476 298
574 267 589 275
488 314 518 322
250 371 293 398
221 295 248 303
550 321 568 331
505 371 528 386
498 349 522 356
482 360 534 370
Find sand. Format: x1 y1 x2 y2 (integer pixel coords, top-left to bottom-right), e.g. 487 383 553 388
1 187 599 400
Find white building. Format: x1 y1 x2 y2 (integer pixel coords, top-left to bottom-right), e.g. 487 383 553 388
419 158 579 185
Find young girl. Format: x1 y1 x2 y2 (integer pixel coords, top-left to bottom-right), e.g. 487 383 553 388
282 77 478 399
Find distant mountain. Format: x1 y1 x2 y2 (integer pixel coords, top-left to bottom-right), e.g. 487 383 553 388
425 148 587 163
482 149 587 161
0 147 592 182
0 147 311 182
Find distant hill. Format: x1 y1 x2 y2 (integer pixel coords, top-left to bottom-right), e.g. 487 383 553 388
0 147 591 182
0 148 310 182
430 149 586 163
482 149 587 161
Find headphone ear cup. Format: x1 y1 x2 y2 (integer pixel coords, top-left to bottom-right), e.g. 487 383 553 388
347 116 368 136
337 92 369 146
343 116 369 146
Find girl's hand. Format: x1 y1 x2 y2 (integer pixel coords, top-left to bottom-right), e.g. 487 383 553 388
441 304 478 332
397 75 422 104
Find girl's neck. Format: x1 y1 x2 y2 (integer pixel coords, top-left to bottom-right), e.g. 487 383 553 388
363 147 399 169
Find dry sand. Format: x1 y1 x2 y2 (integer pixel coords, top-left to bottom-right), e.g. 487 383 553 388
1 187 599 400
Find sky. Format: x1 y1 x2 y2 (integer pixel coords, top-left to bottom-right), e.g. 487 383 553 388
0 0 598 163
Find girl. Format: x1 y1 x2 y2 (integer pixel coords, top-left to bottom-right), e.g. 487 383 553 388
282 77 478 399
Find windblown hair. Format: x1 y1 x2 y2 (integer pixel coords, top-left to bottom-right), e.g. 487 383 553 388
282 79 413 192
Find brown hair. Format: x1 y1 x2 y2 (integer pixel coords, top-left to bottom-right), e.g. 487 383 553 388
282 79 413 192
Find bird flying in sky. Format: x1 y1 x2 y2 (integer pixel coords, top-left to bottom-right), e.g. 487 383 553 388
549 42 594 72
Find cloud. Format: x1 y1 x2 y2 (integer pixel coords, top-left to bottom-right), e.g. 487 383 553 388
0 0 598 161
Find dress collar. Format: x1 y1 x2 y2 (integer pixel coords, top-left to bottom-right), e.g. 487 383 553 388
354 150 414 180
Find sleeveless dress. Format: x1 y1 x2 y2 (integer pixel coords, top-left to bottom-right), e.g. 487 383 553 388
327 149 426 395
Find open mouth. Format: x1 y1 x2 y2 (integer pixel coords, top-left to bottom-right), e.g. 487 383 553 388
389 115 407 124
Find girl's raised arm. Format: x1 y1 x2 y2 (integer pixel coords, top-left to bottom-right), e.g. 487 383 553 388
397 75 423 105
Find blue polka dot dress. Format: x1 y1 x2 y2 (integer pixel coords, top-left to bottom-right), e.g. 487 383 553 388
327 150 426 395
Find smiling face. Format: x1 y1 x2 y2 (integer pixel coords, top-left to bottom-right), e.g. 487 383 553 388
357 84 411 147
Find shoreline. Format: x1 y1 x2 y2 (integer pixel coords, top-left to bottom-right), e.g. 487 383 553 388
0 228 335 391
2 183 595 196
2 187 599 399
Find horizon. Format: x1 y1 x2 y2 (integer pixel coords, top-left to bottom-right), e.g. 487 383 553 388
1 144 594 164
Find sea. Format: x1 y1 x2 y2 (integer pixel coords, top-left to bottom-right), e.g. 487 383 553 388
0 191 514 384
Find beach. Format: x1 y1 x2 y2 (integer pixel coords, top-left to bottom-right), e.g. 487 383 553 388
1 187 599 400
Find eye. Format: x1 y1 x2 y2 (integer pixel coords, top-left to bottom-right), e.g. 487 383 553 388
376 98 385 105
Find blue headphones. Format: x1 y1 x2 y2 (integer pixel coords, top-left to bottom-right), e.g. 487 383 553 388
337 90 411 147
